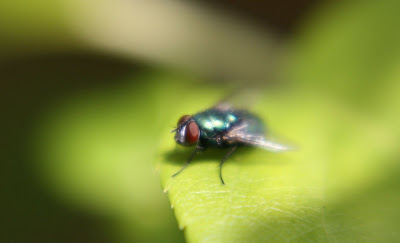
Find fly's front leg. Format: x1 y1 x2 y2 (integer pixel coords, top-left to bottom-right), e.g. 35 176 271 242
172 146 204 177
219 145 238 185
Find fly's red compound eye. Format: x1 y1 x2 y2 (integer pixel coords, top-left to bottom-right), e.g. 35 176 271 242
185 121 199 145
177 115 191 126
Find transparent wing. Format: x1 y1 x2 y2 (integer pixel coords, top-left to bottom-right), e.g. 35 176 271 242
213 88 262 111
223 123 292 152
231 135 292 152
213 102 234 111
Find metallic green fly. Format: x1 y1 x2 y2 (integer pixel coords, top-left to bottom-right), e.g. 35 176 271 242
171 103 291 184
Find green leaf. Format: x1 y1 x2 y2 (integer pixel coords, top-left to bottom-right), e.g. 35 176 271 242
158 75 400 243
158 1 400 242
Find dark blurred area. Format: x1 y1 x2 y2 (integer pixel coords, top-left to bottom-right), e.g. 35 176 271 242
1 54 135 242
203 0 319 34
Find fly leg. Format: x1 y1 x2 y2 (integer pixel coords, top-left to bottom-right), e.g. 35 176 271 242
172 146 203 177
219 145 238 185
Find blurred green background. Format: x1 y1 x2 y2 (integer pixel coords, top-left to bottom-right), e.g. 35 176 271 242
1 0 400 242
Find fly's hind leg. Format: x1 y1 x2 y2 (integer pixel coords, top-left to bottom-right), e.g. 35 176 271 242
219 145 238 185
172 146 203 178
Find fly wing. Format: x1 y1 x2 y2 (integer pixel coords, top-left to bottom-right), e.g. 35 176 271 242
232 136 292 152
213 102 234 111
224 123 292 152
213 88 262 111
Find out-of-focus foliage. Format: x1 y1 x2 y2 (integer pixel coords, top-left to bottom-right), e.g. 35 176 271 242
34 74 187 242
0 0 77 57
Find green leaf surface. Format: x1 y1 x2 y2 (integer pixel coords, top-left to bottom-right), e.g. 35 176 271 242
158 1 400 242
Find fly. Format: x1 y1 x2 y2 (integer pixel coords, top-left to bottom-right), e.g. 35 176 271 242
171 103 291 185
